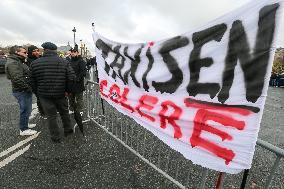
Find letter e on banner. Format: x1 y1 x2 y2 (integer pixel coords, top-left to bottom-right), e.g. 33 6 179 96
159 101 183 139
135 95 158 122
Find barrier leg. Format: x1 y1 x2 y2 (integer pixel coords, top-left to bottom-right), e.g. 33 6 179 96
240 169 250 189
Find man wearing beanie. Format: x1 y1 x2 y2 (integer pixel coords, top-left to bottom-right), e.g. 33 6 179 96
26 45 40 67
26 45 45 117
30 42 75 143
68 45 87 135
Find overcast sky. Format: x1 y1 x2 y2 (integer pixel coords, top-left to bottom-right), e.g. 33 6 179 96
0 0 283 55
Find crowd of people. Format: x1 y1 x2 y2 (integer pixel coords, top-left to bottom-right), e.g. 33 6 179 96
5 42 94 143
270 72 284 87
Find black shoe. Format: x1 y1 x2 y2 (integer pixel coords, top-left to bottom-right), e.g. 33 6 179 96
51 138 61 143
64 129 74 137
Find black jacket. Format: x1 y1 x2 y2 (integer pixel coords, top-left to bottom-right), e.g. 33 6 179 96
69 56 86 93
26 56 38 67
30 50 75 98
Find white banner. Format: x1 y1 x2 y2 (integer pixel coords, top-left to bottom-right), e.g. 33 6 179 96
93 0 283 174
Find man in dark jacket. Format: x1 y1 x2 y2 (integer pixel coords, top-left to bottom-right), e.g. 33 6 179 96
26 45 45 116
5 46 37 136
30 42 75 142
68 46 87 135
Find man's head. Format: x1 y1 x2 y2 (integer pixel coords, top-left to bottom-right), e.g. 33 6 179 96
28 45 40 58
70 44 79 58
70 48 79 58
41 42 57 52
9 45 27 60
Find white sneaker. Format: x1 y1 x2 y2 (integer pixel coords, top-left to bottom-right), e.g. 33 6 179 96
28 124 36 128
20 129 37 136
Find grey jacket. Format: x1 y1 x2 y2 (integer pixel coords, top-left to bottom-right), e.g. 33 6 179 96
5 54 31 92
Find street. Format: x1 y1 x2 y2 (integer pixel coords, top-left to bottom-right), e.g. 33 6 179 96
0 73 283 188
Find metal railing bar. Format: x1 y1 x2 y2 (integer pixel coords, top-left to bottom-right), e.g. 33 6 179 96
136 127 140 152
198 168 208 189
219 173 225 189
111 116 114 134
116 117 119 137
240 169 249 189
142 130 147 157
257 139 284 157
126 121 129 145
158 143 162 168
264 156 281 189
148 138 158 163
130 125 134 148
120 119 123 141
175 160 180 179
165 152 171 172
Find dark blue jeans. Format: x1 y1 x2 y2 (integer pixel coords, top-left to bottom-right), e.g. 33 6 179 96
12 91 33 131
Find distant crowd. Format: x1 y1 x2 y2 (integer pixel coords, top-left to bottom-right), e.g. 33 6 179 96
0 46 96 72
4 42 96 142
269 72 284 87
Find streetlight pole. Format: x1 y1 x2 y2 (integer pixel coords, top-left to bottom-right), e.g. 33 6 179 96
72 27 76 47
80 39 83 55
83 43 86 56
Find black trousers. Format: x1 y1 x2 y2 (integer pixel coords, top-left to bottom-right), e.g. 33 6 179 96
68 92 84 133
39 97 73 140
36 96 45 116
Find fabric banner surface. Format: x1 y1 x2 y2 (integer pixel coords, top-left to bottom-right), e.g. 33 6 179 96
93 0 283 174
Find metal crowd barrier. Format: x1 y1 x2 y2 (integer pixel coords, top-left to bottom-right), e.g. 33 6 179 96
256 139 284 189
84 67 284 189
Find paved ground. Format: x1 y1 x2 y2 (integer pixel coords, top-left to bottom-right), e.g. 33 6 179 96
0 73 283 188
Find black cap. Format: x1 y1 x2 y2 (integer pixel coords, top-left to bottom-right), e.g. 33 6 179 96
41 42 57 50
27 45 38 56
28 45 38 52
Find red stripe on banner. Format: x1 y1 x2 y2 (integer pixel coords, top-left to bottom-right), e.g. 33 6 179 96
184 98 258 115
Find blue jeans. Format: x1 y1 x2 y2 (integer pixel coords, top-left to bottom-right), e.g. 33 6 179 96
12 91 33 131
